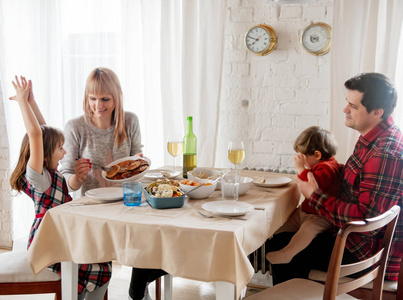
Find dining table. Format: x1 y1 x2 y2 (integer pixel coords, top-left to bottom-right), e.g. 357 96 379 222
27 168 301 300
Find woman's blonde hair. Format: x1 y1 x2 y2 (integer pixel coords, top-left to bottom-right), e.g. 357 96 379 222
10 125 65 192
83 67 126 148
293 126 337 160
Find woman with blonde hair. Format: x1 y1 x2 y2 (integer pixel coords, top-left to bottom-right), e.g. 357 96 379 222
60 67 164 300
60 67 143 197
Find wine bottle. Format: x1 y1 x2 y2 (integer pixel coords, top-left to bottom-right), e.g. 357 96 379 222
183 116 197 178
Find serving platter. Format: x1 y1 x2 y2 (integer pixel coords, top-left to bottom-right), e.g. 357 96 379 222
202 201 254 216
253 175 292 188
101 155 151 183
85 187 123 202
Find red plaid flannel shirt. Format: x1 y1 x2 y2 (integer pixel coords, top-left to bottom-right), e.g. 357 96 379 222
309 117 403 280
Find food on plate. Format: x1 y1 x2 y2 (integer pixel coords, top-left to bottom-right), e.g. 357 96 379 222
105 165 120 178
256 177 266 184
180 179 212 186
188 171 220 180
106 159 149 180
145 179 182 198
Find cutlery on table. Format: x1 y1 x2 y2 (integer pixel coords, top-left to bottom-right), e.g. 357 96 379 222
197 210 247 221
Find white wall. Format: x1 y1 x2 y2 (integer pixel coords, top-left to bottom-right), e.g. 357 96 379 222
0 81 12 249
216 0 333 173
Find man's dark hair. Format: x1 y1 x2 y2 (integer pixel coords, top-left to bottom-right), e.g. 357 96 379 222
344 73 397 119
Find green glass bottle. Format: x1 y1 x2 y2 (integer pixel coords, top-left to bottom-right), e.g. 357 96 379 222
183 116 197 178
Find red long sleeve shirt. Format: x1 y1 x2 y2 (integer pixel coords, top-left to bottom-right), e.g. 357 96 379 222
299 157 341 215
309 117 403 280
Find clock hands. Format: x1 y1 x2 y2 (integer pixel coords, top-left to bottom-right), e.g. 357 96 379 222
246 32 266 45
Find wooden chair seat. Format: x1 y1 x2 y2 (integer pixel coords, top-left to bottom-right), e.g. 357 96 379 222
245 205 400 300
0 250 108 299
0 250 61 299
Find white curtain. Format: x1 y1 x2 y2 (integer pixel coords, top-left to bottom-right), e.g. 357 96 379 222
0 0 227 240
331 0 403 163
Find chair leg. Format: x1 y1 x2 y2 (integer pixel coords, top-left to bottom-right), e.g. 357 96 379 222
155 277 161 300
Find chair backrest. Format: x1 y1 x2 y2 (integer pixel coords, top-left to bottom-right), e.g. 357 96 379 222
323 205 400 300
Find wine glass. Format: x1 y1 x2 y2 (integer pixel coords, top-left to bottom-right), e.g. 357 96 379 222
227 140 245 171
167 135 183 171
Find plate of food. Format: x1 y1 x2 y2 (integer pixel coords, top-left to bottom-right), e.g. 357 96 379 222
85 187 124 201
143 169 181 180
253 175 292 188
202 201 254 217
102 156 151 182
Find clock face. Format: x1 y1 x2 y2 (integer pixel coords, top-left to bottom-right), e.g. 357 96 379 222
245 26 272 53
301 23 331 55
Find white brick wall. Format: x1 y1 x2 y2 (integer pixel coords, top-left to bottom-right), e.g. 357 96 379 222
215 0 333 173
0 81 12 249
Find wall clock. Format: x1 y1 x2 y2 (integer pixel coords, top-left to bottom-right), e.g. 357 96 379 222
244 24 277 56
300 22 331 56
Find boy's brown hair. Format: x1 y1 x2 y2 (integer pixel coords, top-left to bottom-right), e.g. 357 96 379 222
293 126 337 160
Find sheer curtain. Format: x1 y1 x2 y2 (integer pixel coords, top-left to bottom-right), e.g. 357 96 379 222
0 0 227 240
330 0 403 163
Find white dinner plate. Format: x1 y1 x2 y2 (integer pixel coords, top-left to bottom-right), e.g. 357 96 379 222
85 187 124 201
202 201 254 217
253 175 292 188
101 156 151 183
143 169 181 180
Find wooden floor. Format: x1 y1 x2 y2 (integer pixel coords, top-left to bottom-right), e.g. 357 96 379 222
0 256 264 300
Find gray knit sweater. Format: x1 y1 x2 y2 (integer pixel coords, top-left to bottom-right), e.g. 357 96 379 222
60 112 143 199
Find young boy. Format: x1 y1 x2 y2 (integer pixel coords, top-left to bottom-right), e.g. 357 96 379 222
266 126 341 264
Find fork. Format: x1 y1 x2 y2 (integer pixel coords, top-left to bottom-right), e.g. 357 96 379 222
75 158 115 172
91 163 115 172
197 210 247 221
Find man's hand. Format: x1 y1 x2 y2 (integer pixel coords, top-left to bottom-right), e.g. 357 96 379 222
296 171 319 199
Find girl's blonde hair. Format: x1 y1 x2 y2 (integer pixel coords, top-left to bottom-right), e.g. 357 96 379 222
293 126 337 160
83 67 126 148
10 125 65 192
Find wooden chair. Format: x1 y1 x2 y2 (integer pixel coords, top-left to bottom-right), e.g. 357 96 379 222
245 205 400 300
309 244 403 300
0 250 108 299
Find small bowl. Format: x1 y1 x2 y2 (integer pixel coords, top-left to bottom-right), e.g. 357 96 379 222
143 188 185 209
188 168 221 182
188 168 227 189
179 180 217 199
221 175 253 196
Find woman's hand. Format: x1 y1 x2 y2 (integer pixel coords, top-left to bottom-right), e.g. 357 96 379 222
296 172 319 199
293 153 306 175
134 152 143 157
69 158 92 190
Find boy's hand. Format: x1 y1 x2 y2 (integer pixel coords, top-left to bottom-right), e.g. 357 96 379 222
294 153 306 174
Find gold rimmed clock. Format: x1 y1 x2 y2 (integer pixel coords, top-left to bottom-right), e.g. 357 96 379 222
300 22 331 56
244 24 278 56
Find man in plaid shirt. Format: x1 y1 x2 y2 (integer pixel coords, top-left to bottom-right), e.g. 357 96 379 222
270 73 403 284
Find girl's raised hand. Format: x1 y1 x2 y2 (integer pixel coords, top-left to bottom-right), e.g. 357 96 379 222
11 76 30 102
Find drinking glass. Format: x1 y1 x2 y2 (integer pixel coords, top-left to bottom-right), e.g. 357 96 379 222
167 135 183 171
227 140 245 171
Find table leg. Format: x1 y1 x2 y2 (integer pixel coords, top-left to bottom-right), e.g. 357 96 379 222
163 274 173 300
216 282 235 300
61 261 78 300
